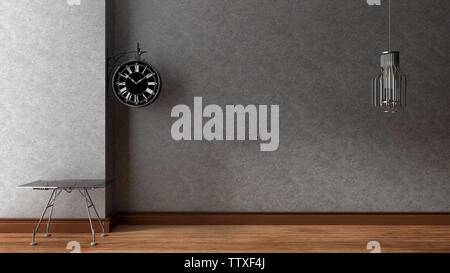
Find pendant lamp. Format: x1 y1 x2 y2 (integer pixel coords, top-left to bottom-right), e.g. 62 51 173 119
372 0 407 113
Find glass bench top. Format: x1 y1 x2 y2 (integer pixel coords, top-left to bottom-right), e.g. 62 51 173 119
17 179 106 189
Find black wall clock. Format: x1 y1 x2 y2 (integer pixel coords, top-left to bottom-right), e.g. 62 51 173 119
111 45 161 107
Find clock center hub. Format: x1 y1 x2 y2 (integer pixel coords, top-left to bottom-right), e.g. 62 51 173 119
125 73 148 95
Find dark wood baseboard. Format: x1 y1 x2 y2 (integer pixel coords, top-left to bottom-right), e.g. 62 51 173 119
0 218 112 233
2 213 449 233
115 212 450 226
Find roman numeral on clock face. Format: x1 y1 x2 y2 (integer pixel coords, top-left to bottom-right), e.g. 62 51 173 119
124 92 132 101
119 87 127 95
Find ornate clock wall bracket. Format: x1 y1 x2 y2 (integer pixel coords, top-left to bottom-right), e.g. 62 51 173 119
107 43 162 107
134 43 147 61
107 43 147 69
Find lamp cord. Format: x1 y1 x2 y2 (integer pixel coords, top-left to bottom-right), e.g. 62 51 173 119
388 0 391 51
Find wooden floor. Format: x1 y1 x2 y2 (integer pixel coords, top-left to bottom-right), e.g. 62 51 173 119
0 225 449 253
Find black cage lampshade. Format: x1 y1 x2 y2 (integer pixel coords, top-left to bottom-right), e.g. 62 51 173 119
372 51 407 113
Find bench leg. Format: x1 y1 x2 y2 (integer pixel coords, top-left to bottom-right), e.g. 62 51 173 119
45 189 62 237
79 188 106 246
31 189 57 246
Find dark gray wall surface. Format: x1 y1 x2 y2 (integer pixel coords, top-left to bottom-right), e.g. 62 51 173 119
0 0 106 218
112 0 450 212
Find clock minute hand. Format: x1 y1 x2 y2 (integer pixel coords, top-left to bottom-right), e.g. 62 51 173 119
136 73 155 84
136 76 147 84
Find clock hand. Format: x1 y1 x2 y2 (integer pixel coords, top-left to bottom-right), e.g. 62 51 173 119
136 73 155 84
128 77 137 84
136 76 147 84
120 73 137 84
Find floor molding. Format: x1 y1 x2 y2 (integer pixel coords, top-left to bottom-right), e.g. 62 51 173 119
2 213 449 233
0 218 113 233
115 212 450 226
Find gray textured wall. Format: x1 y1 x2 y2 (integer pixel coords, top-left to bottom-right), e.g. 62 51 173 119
0 0 106 218
112 0 450 212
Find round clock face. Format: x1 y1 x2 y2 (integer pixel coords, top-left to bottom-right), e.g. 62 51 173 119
112 60 161 107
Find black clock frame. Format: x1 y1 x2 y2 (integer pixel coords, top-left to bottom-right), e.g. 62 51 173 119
111 59 162 108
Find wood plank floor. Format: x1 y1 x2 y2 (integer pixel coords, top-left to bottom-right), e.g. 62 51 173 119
0 225 449 253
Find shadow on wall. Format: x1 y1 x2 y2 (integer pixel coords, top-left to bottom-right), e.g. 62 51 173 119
110 52 194 212
106 0 129 216
106 0 194 213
